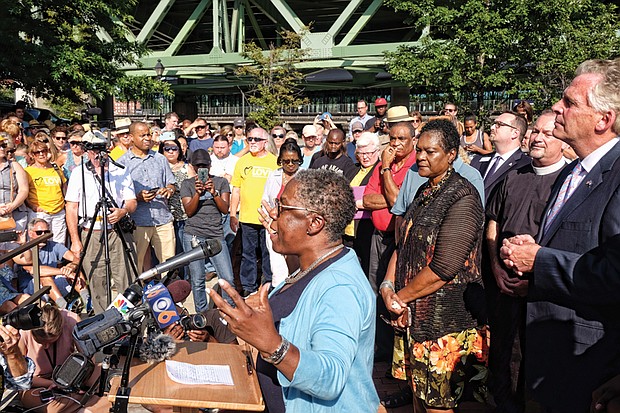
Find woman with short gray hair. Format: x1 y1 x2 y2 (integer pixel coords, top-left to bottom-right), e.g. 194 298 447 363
210 168 379 412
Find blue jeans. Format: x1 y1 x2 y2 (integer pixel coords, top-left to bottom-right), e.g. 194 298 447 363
182 232 234 312
221 214 235 256
239 223 272 293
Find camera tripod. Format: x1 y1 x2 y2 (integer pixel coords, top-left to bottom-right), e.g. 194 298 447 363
66 150 139 308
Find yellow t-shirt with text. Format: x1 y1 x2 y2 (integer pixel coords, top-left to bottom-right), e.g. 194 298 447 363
231 153 278 224
25 166 66 214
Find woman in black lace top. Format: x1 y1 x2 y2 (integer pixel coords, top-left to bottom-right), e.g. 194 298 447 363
380 120 489 412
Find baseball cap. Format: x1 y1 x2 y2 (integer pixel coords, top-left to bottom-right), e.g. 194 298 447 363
190 149 211 167
375 98 388 107
351 121 364 133
302 125 318 137
233 118 244 128
318 112 332 121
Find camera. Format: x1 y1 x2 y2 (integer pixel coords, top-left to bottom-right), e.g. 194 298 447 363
1 304 42 341
179 313 207 331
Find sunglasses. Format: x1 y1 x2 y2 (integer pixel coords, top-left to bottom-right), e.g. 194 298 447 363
34 229 51 235
7 149 15 154
69 141 81 146
493 120 517 130
54 136 67 141
226 133 234 137
0 143 7 149
163 146 179 152
280 159 302 165
32 150 49 155
274 198 321 218
234 126 244 129
272 134 285 139
247 137 266 142
37 138 49 143
195 125 208 130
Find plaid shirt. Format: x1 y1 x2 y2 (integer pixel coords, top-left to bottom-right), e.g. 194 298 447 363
1 354 35 391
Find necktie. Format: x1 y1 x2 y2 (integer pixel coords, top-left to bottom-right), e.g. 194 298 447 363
484 155 502 182
543 163 585 233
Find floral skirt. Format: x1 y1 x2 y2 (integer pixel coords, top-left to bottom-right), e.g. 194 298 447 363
407 326 490 408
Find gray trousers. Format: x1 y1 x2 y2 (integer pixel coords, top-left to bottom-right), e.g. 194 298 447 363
82 229 136 314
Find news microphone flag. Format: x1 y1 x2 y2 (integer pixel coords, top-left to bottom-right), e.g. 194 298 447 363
144 283 180 329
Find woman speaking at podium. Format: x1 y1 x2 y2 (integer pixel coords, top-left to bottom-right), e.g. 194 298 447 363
209 169 379 412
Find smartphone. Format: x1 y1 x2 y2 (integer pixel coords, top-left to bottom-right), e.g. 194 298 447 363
148 187 160 195
197 167 210 183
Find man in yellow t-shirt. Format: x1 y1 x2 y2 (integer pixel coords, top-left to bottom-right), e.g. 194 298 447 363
230 127 277 296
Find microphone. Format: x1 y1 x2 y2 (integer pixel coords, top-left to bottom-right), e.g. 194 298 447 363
107 283 143 317
139 332 177 364
138 239 222 281
85 107 102 116
167 280 191 303
144 283 181 330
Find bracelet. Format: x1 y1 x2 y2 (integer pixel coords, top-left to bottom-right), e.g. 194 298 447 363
381 167 392 174
379 280 395 292
260 336 290 365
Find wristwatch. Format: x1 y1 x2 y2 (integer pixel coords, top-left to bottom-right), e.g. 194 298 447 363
381 167 392 174
213 190 220 197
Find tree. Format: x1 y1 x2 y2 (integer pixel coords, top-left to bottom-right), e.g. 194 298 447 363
0 0 148 104
236 29 309 130
384 0 620 113
115 75 174 114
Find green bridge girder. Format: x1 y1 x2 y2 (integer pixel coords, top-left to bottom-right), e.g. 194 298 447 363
122 0 423 92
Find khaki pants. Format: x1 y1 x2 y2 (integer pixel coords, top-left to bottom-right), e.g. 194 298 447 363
134 222 176 273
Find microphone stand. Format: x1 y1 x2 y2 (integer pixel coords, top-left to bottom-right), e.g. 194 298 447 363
110 321 142 413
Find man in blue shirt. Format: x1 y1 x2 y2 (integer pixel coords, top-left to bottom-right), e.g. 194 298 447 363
118 122 177 274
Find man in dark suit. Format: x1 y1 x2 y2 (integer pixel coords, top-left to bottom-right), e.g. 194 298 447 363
470 111 531 201
501 57 620 412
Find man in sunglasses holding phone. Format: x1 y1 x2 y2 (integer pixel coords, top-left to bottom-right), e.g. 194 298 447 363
230 127 278 296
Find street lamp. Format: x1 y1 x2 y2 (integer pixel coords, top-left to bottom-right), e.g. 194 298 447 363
154 59 165 79
154 59 165 121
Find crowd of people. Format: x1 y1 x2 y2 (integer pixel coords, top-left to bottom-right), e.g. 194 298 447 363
1 56 620 413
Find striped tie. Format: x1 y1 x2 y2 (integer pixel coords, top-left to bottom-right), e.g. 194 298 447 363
543 163 585 234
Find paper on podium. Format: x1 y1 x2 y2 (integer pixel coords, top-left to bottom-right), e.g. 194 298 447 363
166 360 234 386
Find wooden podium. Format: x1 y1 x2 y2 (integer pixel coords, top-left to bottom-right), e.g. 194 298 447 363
108 341 264 412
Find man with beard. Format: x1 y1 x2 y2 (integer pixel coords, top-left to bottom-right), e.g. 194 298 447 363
485 111 569 412
309 129 358 182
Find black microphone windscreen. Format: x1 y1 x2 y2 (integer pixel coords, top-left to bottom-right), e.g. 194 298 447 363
86 107 103 115
167 280 192 303
139 333 177 364
204 239 222 256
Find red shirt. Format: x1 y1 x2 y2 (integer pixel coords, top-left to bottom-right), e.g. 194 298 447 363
363 153 416 232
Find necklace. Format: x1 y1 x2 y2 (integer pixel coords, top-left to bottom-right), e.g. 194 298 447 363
418 168 453 206
285 244 344 285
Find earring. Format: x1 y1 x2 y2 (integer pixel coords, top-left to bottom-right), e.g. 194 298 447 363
306 230 310 235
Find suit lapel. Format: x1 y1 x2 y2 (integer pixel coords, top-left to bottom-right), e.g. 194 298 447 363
539 141 620 245
537 161 574 243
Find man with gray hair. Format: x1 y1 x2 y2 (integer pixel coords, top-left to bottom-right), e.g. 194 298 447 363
501 57 620 412
230 127 278 295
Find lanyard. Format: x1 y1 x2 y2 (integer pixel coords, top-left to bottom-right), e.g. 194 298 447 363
44 341 57 368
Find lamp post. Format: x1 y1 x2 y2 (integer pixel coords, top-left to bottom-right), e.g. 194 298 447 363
154 59 165 121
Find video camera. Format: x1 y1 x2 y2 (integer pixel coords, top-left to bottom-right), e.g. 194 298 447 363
1 304 42 341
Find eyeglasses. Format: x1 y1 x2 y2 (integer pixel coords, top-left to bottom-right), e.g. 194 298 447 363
32 150 48 156
353 129 363 134
444 108 456 113
275 198 321 218
34 229 51 235
357 149 378 158
0 143 7 149
195 125 207 130
247 137 266 142
163 146 179 152
6 149 15 155
493 120 517 130
226 133 234 137
234 126 243 129
280 159 302 165
54 136 67 141
272 134 285 139
412 119 421 123
69 141 81 146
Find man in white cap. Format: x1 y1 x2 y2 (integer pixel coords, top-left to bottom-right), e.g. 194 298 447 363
109 117 132 161
65 129 138 313
300 124 321 169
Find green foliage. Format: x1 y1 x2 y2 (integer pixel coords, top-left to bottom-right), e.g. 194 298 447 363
0 0 148 104
385 0 620 112
236 30 309 130
46 96 81 119
115 75 174 111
